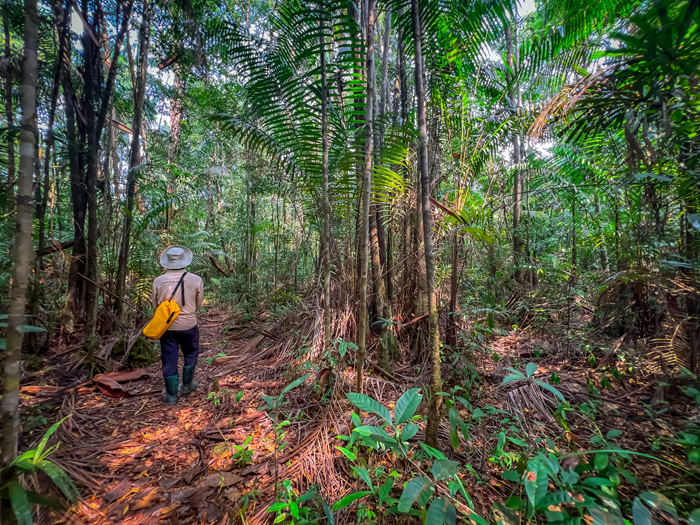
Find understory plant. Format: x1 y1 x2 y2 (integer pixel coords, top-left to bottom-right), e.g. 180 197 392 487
336 375 700 525
336 388 489 525
0 418 80 525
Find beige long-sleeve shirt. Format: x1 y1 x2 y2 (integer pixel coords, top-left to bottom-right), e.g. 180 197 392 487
152 270 204 331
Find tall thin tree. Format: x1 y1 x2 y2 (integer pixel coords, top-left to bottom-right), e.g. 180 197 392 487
321 5 331 353
2 0 38 466
356 0 376 395
116 0 150 316
411 0 442 447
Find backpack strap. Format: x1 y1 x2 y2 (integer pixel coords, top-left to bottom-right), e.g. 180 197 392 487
169 271 187 306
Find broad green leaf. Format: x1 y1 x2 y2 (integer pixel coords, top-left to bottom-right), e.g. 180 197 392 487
394 388 422 425
606 429 623 440
322 500 334 525
532 379 566 402
420 443 447 460
289 501 299 519
397 477 433 513
347 393 393 425
426 497 449 525
378 477 394 506
282 373 310 395
689 508 700 525
590 504 625 525
526 362 538 378
352 466 373 490
432 459 459 481
537 490 579 510
25 491 64 510
335 446 356 462
267 502 289 512
581 477 614 487
524 461 539 508
639 492 677 523
35 460 80 501
400 423 418 441
332 491 371 511
502 470 521 482
594 453 609 471
352 426 397 447
494 502 521 525
7 481 33 525
632 498 652 525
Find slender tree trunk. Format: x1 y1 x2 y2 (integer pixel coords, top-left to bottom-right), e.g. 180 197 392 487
30 0 66 328
449 234 459 347
84 7 99 335
321 8 332 353
414 158 428 315
166 63 182 231
61 63 88 332
3 5 14 204
356 0 376 396
3 0 38 467
505 23 522 282
110 106 120 201
376 9 396 366
595 194 609 272
571 199 577 283
397 15 411 306
116 0 150 317
412 0 442 447
246 168 251 295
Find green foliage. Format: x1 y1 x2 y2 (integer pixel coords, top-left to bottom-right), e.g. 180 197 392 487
267 482 331 524
0 418 79 525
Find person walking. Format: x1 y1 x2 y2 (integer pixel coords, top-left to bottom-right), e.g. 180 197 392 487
152 246 204 405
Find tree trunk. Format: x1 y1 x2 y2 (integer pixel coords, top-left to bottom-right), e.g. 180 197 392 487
356 0 376 396
321 9 332 353
595 194 609 272
83 6 99 335
116 0 150 317
61 61 88 332
30 0 66 331
414 158 428 316
166 63 182 231
448 234 459 347
412 0 442 447
3 4 14 204
3 0 38 467
505 23 523 282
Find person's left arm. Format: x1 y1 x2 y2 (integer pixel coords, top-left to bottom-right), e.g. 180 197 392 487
196 277 204 310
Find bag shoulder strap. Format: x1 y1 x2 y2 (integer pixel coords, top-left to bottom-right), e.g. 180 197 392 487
169 271 187 306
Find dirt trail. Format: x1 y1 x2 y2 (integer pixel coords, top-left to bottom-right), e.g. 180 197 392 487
53 308 282 525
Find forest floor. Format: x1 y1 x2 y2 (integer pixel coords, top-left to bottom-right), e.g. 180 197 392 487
19 306 699 525
27 307 291 525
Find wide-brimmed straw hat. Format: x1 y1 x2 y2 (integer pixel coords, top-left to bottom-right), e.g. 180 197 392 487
160 245 193 270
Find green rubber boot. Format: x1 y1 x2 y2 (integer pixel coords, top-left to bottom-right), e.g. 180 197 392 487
162 375 179 405
181 365 199 395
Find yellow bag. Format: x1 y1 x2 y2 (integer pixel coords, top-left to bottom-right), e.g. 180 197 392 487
143 272 187 339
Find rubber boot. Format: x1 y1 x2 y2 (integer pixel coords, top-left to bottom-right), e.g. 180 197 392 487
162 375 179 405
181 365 199 395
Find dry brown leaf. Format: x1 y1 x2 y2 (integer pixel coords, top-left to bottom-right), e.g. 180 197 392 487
131 487 162 511
103 479 132 503
203 471 243 488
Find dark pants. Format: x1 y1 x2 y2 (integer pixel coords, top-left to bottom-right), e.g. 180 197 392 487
160 325 199 378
